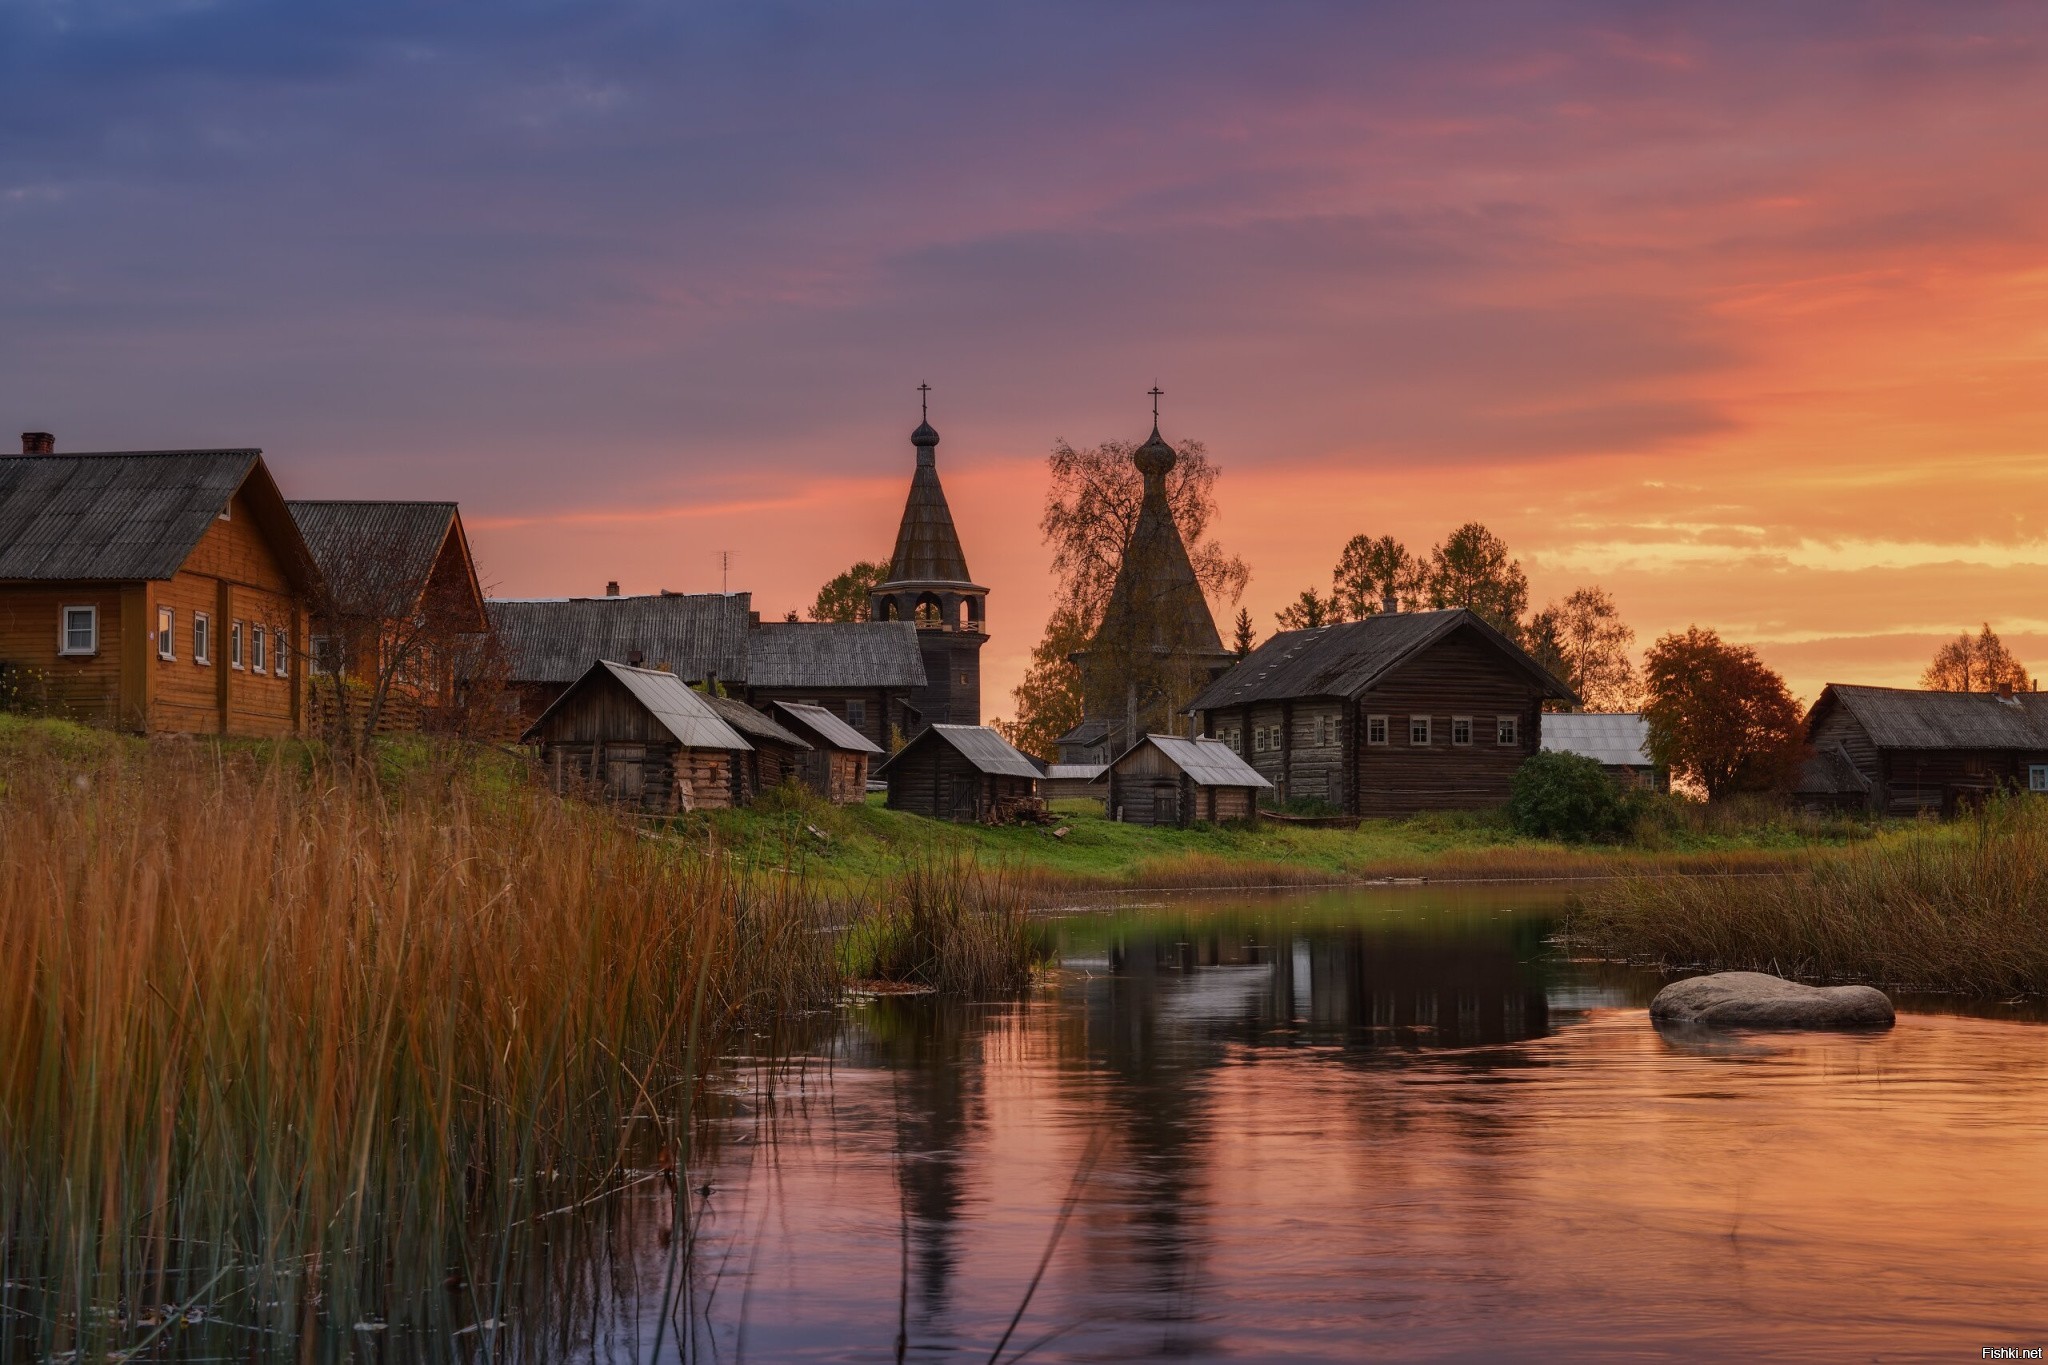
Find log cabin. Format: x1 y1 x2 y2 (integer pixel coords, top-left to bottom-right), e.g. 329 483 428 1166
0 436 317 736
1107 734 1270 827
766 700 882 804
701 691 811 804
522 659 752 812
876 723 1041 823
488 591 754 733
287 500 489 733
1189 609 1576 817
1794 683 2048 817
1539 713 1666 791
1039 762 1110 805
744 620 927 750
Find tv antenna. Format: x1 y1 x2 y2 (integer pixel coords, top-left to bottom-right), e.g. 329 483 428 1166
719 550 732 594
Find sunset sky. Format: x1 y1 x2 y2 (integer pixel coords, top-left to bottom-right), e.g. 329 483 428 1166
6 2 2046 717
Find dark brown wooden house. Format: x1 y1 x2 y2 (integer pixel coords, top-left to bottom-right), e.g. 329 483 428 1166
767 700 882 804
488 591 754 733
522 659 752 812
744 620 927 749
1795 683 2048 817
1108 734 1270 827
876 723 1041 823
1189 609 1577 817
702 692 811 804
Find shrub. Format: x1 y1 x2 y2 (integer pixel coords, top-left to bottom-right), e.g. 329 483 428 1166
1509 750 1631 842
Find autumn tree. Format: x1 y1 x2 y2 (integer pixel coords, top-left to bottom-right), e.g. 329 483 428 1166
1922 624 2034 693
1231 607 1256 657
810 559 889 623
1275 588 1337 631
1331 533 1425 619
1525 586 1639 712
1427 523 1528 639
1641 627 1804 800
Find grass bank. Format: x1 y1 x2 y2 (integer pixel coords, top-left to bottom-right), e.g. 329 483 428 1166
1567 796 2048 996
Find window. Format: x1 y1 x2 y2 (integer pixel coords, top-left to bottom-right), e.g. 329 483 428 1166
1496 716 1519 746
156 606 175 660
274 633 287 677
60 605 98 656
2031 765 2048 793
231 621 245 669
845 699 866 729
1409 716 1431 746
193 613 212 665
1254 726 1267 753
252 625 266 674
1451 716 1472 746
311 635 334 674
1367 714 1388 746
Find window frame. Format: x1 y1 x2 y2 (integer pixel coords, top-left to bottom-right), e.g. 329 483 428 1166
2031 765 2048 794
1253 726 1267 754
1409 715 1431 746
251 624 267 674
1451 716 1473 747
274 632 287 677
59 605 99 657
1366 714 1389 746
230 621 245 670
1496 716 1519 746
845 698 866 729
193 612 212 666
156 606 176 661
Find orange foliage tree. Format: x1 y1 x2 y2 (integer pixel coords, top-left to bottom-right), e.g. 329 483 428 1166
1642 627 1804 800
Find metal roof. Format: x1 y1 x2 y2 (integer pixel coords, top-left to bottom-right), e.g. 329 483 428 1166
876 422 977 588
288 500 463 619
0 449 310 582
488 593 753 685
521 660 751 749
1816 684 2048 751
767 701 883 755
1118 734 1273 789
747 621 927 689
702 692 810 749
877 723 1042 779
1189 609 1577 712
1541 712 1654 768
1043 763 1108 782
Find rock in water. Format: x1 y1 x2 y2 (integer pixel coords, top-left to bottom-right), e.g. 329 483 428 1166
1649 971 1895 1029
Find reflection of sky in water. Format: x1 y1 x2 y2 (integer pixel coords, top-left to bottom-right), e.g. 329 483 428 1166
569 886 2048 1362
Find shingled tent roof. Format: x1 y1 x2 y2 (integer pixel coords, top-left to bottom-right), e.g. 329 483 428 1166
0 449 315 586
747 621 927 690
1809 684 2048 750
288 500 480 623
875 723 1042 780
877 418 978 588
1189 609 1577 712
701 692 810 750
488 593 753 685
1086 427 1226 661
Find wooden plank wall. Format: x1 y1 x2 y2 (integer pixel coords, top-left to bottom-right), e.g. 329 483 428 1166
0 584 125 724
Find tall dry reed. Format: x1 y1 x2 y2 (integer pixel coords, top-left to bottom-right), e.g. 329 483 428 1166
0 735 839 1353
1569 795 2048 995
849 859 1047 996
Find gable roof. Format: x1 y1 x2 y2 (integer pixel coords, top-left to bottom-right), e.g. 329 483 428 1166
521 659 752 749
1189 609 1576 712
1541 713 1654 768
1795 744 1873 797
0 449 316 587
288 500 479 622
1811 683 2048 751
702 692 810 750
1116 733 1273 789
747 621 927 690
876 723 1042 780
768 701 883 755
489 593 752 685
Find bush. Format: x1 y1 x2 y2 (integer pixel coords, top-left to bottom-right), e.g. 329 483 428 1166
1509 750 1632 842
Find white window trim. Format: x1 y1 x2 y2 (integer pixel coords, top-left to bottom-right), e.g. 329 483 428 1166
231 621 245 670
1367 714 1389 746
156 606 176 661
1410 715 1431 746
2030 765 2048 794
59 605 99 657
252 625 267 674
1497 716 1519 746
274 633 288 677
1452 715 1473 747
193 612 212 666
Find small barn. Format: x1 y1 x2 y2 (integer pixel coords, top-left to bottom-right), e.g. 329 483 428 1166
1540 713 1666 791
522 660 751 812
767 701 882 804
1797 683 2048 817
876 723 1040 823
1040 762 1110 805
702 692 811 804
1108 734 1271 827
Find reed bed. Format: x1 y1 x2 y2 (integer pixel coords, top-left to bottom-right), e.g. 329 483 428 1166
1568 796 2048 995
0 734 843 1354
846 859 1049 995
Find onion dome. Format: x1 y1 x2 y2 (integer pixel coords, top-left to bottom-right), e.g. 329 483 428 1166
1132 424 1176 479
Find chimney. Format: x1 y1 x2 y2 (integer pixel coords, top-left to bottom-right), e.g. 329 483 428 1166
748 611 761 627
628 648 644 666
1382 588 1398 615
605 580 620 597
20 432 54 455
1998 680 2014 698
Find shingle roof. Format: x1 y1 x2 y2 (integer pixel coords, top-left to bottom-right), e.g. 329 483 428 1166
1816 684 2048 751
521 660 751 749
747 621 927 690
1086 436 1226 660
877 422 977 587
767 701 883 755
877 723 1042 779
1189 609 1576 711
1541 713 1654 768
488 593 753 685
0 449 303 582
288 500 460 618
1118 734 1273 789
1054 719 1113 747
702 692 810 750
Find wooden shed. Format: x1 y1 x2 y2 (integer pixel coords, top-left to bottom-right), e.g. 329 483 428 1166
1108 734 1271 827
767 700 883 804
1539 713 1667 791
876 723 1041 823
1797 683 2048 817
1040 762 1110 805
702 692 811 804
521 660 752 812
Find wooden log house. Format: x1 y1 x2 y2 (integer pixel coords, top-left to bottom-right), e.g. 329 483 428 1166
0 436 317 735
702 691 812 804
1539 713 1666 791
743 620 927 749
1107 734 1270 827
488 591 756 733
766 700 883 804
1795 683 2048 817
522 659 752 812
1189 609 1577 818
876 723 1041 823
